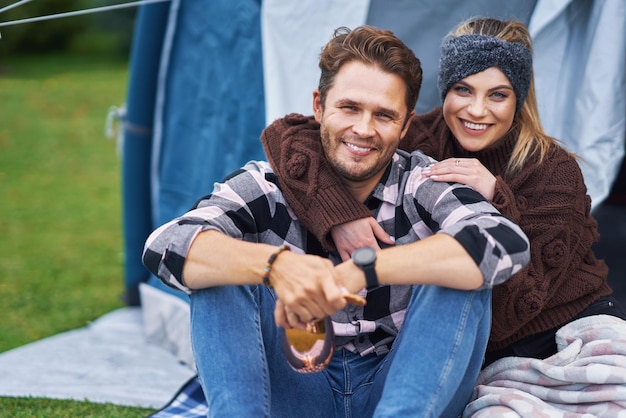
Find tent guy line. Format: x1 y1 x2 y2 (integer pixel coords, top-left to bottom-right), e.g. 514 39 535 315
0 0 170 28
0 0 32 15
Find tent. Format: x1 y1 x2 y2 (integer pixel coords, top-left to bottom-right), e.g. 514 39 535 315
120 0 626 359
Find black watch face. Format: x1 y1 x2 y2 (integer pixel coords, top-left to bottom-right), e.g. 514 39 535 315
353 247 376 265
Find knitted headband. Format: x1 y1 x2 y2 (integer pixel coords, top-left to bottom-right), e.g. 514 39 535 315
437 34 533 112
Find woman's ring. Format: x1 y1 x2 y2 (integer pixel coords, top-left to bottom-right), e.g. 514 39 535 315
455 159 460 167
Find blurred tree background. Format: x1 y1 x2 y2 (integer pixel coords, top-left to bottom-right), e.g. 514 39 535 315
0 0 137 58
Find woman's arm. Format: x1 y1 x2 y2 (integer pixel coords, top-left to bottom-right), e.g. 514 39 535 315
261 114 373 250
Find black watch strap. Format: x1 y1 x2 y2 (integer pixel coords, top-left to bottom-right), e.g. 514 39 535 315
352 247 379 290
363 265 379 290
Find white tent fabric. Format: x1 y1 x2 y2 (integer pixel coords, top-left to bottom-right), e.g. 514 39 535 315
261 0 370 124
530 0 626 207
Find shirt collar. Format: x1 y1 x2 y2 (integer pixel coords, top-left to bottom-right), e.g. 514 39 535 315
363 152 406 208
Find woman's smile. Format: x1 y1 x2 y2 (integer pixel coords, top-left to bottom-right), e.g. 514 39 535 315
443 67 516 151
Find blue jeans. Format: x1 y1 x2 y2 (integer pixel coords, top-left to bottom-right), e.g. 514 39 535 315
190 284 491 418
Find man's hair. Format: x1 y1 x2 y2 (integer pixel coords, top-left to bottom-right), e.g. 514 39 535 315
317 26 422 116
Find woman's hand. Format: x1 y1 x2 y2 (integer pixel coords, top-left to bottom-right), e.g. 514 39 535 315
331 218 395 261
424 158 496 200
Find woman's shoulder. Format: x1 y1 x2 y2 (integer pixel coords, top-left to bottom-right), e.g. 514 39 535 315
541 142 582 175
516 141 586 194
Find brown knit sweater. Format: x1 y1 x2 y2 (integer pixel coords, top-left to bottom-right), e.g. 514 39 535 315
260 109 612 352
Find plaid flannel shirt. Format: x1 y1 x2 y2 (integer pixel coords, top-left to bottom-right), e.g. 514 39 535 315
143 149 529 356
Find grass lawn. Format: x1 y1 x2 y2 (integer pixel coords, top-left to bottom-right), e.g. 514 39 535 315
0 53 155 417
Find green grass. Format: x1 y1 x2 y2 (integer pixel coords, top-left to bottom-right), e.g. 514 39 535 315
0 397 153 418
0 53 155 416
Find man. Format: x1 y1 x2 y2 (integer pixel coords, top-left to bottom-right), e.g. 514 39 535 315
143 26 529 417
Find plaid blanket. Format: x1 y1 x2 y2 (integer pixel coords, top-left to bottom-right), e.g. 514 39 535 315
464 315 626 417
149 375 207 418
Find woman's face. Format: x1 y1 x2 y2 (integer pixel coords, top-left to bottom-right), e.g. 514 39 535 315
442 67 516 152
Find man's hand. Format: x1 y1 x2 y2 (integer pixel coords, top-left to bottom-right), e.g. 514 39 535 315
271 252 346 329
331 218 395 261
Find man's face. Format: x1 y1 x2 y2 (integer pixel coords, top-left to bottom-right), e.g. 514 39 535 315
313 61 413 199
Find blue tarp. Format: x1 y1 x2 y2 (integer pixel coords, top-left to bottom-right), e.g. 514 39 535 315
121 2 170 304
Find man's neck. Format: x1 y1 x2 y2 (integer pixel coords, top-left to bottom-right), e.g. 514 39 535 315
342 173 383 203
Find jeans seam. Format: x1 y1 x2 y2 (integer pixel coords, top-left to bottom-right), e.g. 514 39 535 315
343 349 352 418
254 285 273 418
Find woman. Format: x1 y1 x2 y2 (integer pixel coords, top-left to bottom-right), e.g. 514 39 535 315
260 17 626 366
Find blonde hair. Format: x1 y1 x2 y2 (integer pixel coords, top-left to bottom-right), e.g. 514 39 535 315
451 18 561 176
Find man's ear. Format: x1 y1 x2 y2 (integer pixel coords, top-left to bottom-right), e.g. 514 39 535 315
400 110 415 139
313 90 323 122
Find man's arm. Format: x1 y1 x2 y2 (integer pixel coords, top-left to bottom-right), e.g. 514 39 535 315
331 153 531 293
183 230 347 324
337 233 483 294
182 230 282 288
141 161 349 326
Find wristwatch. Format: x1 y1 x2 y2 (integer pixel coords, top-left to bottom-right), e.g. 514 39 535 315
352 247 379 290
